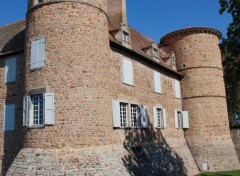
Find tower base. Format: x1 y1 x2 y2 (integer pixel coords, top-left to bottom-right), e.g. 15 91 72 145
6 142 199 176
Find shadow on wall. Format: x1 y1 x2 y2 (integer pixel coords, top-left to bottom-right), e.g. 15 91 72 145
122 124 187 176
2 30 26 174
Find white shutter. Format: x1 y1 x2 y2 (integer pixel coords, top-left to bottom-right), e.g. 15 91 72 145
23 96 30 126
182 111 189 129
154 71 161 93
123 59 133 85
174 110 179 128
3 104 15 131
5 57 16 83
44 93 55 125
163 108 167 128
174 80 181 99
37 38 45 68
140 105 148 128
112 100 120 127
153 107 158 128
30 40 38 69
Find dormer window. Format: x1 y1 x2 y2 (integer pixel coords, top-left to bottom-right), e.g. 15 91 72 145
122 31 130 43
171 52 176 65
29 0 43 7
152 47 159 58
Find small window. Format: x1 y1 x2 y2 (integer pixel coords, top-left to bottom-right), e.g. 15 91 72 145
174 110 189 129
30 38 45 70
5 57 17 83
123 59 133 86
23 93 54 127
112 100 148 128
153 71 162 94
152 48 159 58
174 79 181 99
32 0 43 5
32 95 44 125
157 109 164 128
177 111 183 128
130 104 139 128
153 107 166 128
3 104 15 131
122 31 130 43
120 103 128 127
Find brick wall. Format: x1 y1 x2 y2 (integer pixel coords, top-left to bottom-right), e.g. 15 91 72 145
0 54 25 175
162 30 240 171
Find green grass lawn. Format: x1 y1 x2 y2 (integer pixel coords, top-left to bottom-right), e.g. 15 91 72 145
196 170 240 176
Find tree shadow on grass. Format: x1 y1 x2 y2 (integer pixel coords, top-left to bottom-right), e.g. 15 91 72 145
122 124 187 176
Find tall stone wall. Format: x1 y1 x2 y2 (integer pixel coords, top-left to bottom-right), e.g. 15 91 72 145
24 1 113 148
0 54 25 175
161 28 240 171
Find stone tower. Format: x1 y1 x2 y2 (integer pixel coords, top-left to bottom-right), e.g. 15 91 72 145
17 0 114 150
161 27 240 171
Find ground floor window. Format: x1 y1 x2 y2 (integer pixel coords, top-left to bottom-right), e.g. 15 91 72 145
23 93 54 127
113 100 148 128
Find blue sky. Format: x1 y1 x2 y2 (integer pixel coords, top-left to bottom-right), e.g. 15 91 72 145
0 1 231 43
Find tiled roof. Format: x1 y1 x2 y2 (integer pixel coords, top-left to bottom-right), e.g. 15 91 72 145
0 20 25 55
0 19 182 77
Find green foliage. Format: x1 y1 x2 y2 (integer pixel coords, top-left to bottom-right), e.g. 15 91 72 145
196 170 240 176
219 0 240 127
219 0 240 57
223 56 240 127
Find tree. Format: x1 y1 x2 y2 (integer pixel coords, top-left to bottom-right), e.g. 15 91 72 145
219 0 240 57
219 0 240 127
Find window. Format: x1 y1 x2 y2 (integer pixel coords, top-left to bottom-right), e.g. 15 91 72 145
123 59 133 86
30 37 45 70
153 107 166 128
3 104 15 131
174 79 181 99
174 110 189 129
152 48 159 58
122 31 130 43
32 95 44 125
112 100 148 128
23 93 54 127
130 104 139 128
32 0 43 5
153 71 162 94
5 57 17 83
120 103 128 127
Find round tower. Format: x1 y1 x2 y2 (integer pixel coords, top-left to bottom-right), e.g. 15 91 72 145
161 27 240 171
24 0 112 148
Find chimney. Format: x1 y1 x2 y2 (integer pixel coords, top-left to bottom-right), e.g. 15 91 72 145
107 0 127 28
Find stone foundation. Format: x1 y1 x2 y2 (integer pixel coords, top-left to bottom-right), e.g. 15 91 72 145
7 141 199 176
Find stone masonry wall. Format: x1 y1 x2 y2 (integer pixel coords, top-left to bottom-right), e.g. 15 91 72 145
24 1 112 148
3 2 204 175
162 31 240 171
0 54 25 175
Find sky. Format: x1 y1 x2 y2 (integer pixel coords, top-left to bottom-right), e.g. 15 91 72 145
0 1 231 43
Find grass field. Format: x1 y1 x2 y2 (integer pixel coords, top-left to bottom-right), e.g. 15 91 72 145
196 170 240 176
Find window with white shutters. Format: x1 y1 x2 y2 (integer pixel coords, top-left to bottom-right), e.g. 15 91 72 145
174 110 189 129
112 100 148 128
130 104 139 128
5 57 17 83
123 59 133 86
23 92 54 127
174 79 181 99
30 38 45 70
153 107 166 128
3 104 15 131
154 71 162 94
